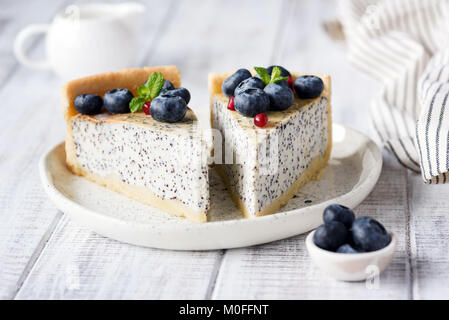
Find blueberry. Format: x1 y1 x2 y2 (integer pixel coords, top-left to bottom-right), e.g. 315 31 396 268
336 244 360 254
294 75 324 99
323 204 355 229
351 217 391 252
150 94 187 123
264 83 294 111
266 65 291 78
234 77 265 96
161 87 190 104
103 88 133 114
74 94 102 115
222 69 251 97
161 80 174 91
276 79 289 88
234 88 270 117
313 221 348 251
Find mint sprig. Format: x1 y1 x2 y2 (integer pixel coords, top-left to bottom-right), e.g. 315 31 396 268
254 66 289 85
130 97 146 113
254 67 270 85
130 72 165 113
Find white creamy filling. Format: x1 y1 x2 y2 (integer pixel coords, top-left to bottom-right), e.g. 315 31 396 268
213 102 257 214
256 97 329 212
213 97 329 216
71 117 209 212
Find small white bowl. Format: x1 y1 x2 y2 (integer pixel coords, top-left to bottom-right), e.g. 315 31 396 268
306 230 397 281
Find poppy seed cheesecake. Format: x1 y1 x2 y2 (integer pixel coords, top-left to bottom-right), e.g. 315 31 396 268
63 66 209 222
208 71 332 218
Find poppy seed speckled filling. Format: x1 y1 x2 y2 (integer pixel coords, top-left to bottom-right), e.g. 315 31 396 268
71 114 209 212
213 96 329 216
213 105 258 214
255 97 329 212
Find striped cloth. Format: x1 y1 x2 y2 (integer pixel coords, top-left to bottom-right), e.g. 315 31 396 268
338 0 449 183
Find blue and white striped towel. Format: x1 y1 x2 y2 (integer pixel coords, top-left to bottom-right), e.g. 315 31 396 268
338 0 449 183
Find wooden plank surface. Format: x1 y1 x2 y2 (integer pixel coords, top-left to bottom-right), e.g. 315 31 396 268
212 152 411 299
0 0 75 299
408 172 449 299
1 0 449 300
15 217 223 299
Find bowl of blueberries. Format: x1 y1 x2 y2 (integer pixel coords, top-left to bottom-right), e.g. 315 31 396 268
306 204 396 281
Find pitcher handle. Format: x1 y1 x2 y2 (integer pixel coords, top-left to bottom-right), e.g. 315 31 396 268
14 24 51 69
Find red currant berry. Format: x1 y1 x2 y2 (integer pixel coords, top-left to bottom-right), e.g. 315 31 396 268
227 96 235 111
287 77 294 91
254 113 268 127
143 101 151 115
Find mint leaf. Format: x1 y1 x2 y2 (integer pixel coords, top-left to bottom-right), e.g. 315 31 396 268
270 66 282 83
146 72 164 99
130 72 165 113
254 67 270 85
144 72 157 88
129 97 146 113
137 85 149 98
271 76 289 84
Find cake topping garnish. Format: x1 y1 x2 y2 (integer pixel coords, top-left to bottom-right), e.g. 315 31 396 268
129 72 190 123
254 113 268 127
227 96 235 111
287 76 294 91
234 77 265 96
266 65 291 78
234 88 269 117
294 75 324 99
222 66 296 119
161 79 175 91
254 66 289 86
150 93 187 123
104 88 134 114
162 87 191 104
222 69 251 97
129 72 164 113
142 101 151 115
263 82 294 111
74 94 103 115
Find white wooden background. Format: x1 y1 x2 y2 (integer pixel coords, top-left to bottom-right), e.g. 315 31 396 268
1 0 449 300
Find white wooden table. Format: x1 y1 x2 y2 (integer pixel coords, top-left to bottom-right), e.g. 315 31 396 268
1 0 449 300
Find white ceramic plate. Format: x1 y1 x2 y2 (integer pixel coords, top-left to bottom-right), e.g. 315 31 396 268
39 123 382 250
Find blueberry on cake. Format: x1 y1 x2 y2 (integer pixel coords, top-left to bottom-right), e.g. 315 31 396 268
208 66 332 218
62 66 209 222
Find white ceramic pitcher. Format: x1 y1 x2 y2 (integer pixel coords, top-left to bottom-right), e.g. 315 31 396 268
14 2 145 80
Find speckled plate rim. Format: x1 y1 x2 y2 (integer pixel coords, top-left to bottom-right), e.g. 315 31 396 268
39 123 382 250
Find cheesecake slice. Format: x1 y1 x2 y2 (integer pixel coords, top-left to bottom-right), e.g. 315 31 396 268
209 71 332 218
62 66 209 222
